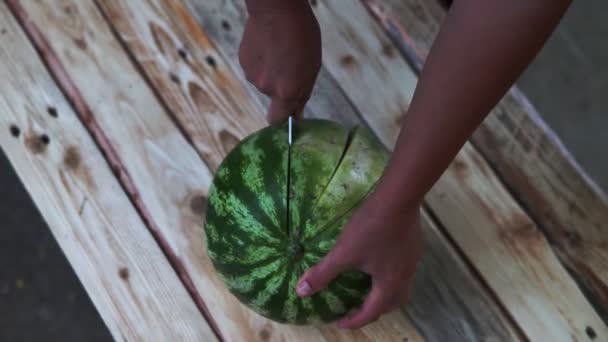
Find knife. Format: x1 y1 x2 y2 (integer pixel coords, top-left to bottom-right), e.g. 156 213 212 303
288 115 293 146
286 115 293 238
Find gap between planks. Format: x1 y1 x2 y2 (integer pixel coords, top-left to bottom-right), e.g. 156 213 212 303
420 204 527 340
4 0 224 339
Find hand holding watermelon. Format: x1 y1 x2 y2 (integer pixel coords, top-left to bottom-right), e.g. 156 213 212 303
295 192 422 329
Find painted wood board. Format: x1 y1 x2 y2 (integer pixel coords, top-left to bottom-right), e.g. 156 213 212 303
15 0 423 340
308 0 606 340
366 0 608 318
0 2 216 340
182 0 522 340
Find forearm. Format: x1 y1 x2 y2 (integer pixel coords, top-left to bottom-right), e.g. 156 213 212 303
375 0 571 208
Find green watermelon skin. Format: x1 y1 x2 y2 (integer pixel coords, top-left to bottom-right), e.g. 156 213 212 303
205 119 389 325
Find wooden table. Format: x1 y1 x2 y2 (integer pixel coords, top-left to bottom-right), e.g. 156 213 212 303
1 0 606 340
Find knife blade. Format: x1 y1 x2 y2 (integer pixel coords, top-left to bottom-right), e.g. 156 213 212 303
288 115 293 146
286 115 293 237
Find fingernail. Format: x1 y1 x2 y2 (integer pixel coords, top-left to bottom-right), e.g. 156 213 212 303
296 281 311 296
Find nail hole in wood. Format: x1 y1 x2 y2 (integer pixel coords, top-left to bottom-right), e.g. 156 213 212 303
178 48 188 61
118 267 129 280
190 195 208 216
1 28 6 35
221 20 231 31
40 134 50 145
169 72 180 84
205 55 217 68
586 326 597 339
340 55 356 67
47 106 58 118
309 0 317 6
10 125 20 137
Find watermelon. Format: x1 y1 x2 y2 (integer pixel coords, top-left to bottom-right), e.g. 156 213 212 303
205 119 389 325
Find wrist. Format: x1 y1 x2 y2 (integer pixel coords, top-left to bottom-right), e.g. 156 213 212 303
370 161 426 213
367 182 422 219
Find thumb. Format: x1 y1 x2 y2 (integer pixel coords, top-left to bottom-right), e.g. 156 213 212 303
296 249 350 297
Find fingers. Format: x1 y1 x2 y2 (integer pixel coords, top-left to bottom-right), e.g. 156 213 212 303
337 285 391 330
388 283 413 312
267 92 310 125
296 249 352 297
267 97 293 125
293 95 309 121
386 272 415 314
266 80 314 125
338 275 414 330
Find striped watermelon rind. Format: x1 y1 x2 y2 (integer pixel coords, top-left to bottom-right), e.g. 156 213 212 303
205 119 389 325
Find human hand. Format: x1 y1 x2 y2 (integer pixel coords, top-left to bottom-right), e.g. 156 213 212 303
295 193 422 329
240 0 321 124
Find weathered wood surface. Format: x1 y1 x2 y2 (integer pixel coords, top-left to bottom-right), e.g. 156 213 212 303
6 0 606 340
183 0 523 340
308 1 605 340
411 212 522 341
366 0 608 318
97 0 267 172
428 144 607 341
15 0 424 340
0 2 216 341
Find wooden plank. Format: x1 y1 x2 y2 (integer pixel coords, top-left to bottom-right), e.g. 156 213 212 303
0 3 216 341
307 1 606 340
182 0 523 341
366 0 608 318
15 0 424 340
99 0 267 172
410 211 522 341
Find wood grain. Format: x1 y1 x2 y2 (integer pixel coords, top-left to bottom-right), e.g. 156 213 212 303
410 212 522 341
308 1 606 340
15 0 424 340
429 144 607 341
183 0 523 340
366 0 608 319
94 0 426 340
96 0 268 172
0 2 216 340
